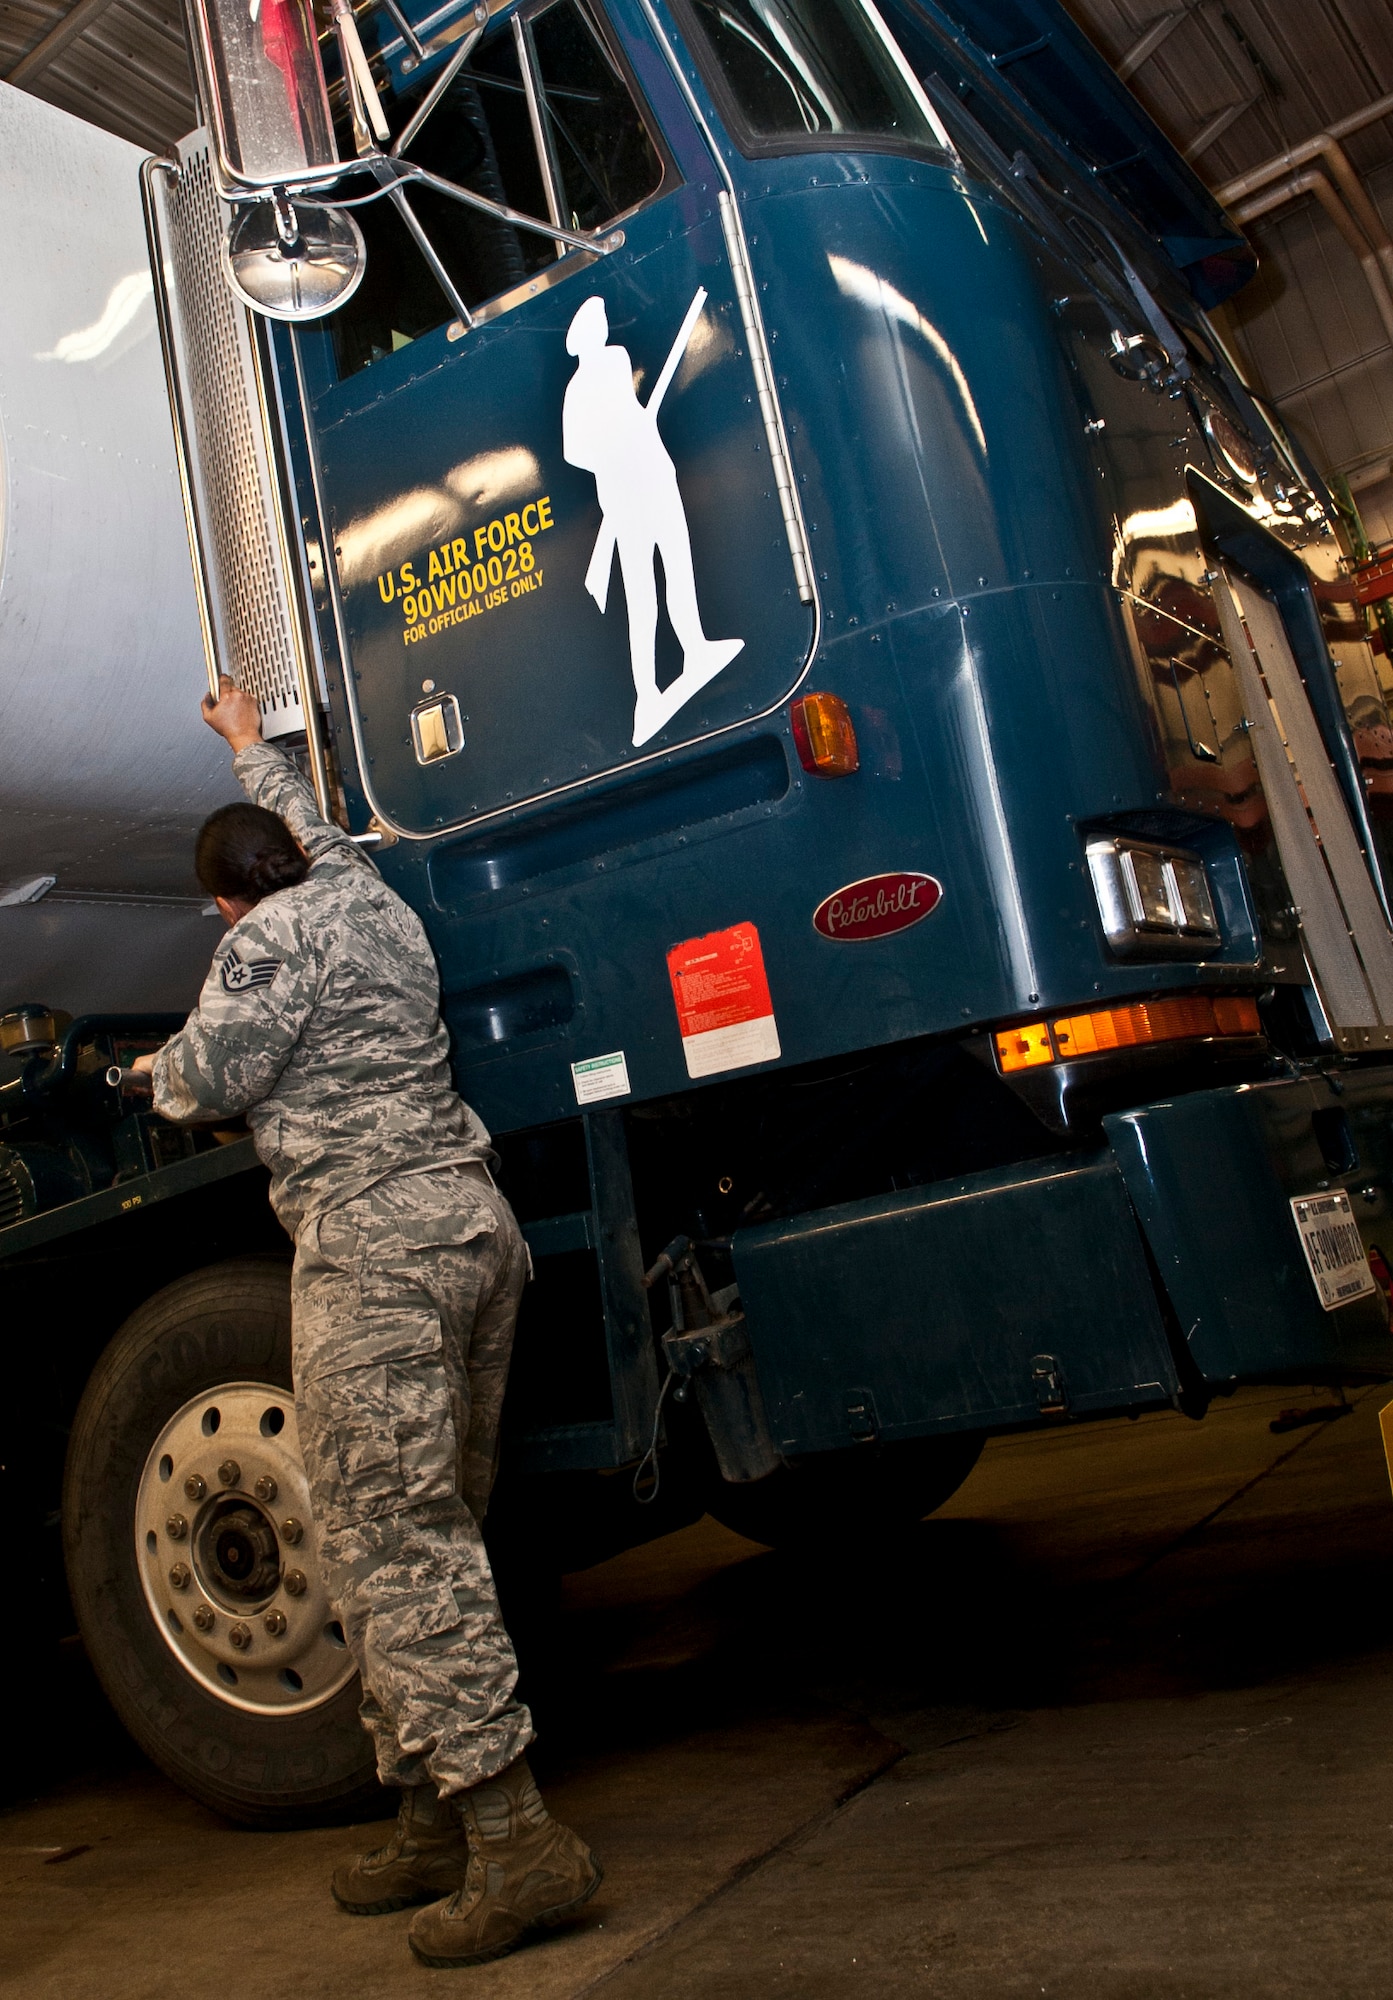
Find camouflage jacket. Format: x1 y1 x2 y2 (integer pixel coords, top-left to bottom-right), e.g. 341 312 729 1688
152 742 491 1237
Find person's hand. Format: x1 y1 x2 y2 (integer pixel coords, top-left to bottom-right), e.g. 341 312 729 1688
201 675 263 753
131 1052 158 1075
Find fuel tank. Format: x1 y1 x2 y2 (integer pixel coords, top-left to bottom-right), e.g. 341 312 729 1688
0 82 237 1014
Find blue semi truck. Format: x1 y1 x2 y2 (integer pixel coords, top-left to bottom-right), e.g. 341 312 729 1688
6 0 1393 1824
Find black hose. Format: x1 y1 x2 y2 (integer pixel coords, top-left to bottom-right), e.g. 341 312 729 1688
23 1014 185 1104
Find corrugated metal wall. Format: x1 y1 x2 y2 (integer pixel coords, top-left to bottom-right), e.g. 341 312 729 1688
1067 0 1393 550
0 0 194 152
1065 0 1393 187
1216 162 1393 543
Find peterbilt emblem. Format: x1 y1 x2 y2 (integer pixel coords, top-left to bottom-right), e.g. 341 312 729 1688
812 872 942 941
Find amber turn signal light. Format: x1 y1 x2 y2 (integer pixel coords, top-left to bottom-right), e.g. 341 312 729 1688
995 994 1261 1073
790 692 859 776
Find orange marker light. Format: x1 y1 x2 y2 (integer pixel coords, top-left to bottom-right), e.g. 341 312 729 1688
996 1021 1054 1071
995 994 1261 1073
790 692 859 776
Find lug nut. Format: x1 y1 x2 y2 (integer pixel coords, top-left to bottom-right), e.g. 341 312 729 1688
229 1622 251 1651
193 1603 215 1631
169 1563 191 1591
283 1568 307 1597
183 1472 207 1501
280 1517 303 1545
264 1609 287 1637
166 1513 188 1541
254 1474 278 1502
217 1459 241 1488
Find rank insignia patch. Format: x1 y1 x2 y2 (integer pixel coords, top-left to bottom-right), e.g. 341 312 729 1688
220 945 283 994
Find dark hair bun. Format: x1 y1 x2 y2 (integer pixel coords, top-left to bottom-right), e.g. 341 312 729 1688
244 849 310 898
195 802 310 906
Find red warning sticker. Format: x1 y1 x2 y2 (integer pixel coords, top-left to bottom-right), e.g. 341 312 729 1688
667 922 781 1080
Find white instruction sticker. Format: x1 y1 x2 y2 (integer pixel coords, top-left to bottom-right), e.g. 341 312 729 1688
571 1050 631 1105
1290 1189 1377 1311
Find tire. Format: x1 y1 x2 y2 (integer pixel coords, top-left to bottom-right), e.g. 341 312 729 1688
703 1431 986 1550
62 1258 381 1828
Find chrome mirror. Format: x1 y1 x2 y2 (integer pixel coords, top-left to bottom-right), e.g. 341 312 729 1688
185 0 340 189
222 192 366 320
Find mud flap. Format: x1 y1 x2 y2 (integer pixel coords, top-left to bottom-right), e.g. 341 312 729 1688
1104 1068 1393 1384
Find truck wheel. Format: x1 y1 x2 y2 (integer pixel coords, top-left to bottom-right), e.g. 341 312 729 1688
63 1258 381 1828
703 1432 985 1550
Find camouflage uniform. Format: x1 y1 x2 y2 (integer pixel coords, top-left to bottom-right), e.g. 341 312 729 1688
152 742 534 1793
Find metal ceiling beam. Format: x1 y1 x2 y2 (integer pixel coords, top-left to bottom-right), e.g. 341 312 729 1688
1116 8 1189 84
1233 170 1393 346
1215 91 1393 206
6 0 123 87
1184 97 1256 160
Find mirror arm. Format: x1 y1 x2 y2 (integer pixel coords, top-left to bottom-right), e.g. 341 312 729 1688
377 0 427 63
371 166 475 326
391 20 486 156
272 188 303 252
237 157 619 262
408 162 619 257
333 0 391 153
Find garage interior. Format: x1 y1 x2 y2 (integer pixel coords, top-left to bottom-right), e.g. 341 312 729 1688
3 3 1393 1995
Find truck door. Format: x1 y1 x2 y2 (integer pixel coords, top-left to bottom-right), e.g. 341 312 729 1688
293 0 814 839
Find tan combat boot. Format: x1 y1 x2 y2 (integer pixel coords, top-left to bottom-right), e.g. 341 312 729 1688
407 1755 602 1966
332 1784 472 1914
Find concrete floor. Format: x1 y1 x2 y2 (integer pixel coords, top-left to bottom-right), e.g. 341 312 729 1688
4 1384 1393 1997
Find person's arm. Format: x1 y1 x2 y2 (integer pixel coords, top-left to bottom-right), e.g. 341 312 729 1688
146 899 317 1122
202 675 372 872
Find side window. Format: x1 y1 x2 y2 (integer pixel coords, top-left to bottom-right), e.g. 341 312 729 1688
676 0 944 156
528 1 665 233
324 1 667 383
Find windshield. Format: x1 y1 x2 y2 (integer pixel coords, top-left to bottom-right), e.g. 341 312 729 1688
679 0 946 156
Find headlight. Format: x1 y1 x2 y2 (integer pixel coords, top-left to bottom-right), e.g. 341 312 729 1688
1086 837 1221 957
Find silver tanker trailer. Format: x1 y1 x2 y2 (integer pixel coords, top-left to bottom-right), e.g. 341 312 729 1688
0 84 372 1826
0 79 237 1018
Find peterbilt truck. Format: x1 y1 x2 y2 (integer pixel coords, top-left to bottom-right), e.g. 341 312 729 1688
6 0 1393 1828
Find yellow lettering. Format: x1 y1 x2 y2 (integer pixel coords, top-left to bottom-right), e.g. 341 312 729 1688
428 549 444 581
401 561 417 589
537 495 553 531
474 526 489 560
504 511 523 545
451 538 469 570
378 572 396 603
522 502 539 536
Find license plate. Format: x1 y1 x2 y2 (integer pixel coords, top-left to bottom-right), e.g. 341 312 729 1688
1290 1190 1377 1311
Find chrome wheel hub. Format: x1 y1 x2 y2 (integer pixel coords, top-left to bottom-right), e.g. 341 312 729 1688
135 1382 355 1716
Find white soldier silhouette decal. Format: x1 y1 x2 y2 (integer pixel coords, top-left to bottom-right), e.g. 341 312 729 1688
562 290 744 747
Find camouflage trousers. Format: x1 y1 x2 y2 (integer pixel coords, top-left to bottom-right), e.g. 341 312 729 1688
291 1162 534 1795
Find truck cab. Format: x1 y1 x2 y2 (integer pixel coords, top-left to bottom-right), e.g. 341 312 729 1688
157 0 1393 1430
